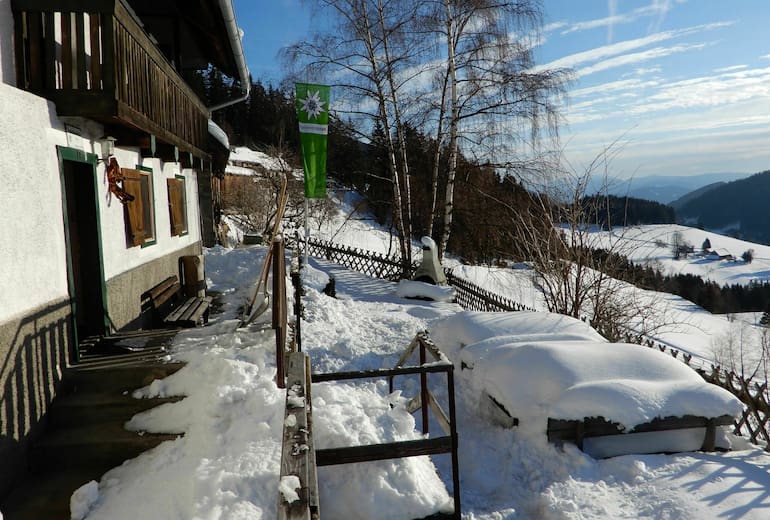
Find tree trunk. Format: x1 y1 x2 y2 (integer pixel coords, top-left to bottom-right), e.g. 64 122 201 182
439 0 459 260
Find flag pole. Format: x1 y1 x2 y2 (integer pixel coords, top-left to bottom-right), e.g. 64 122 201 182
304 198 309 266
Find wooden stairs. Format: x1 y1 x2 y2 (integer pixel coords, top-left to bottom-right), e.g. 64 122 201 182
1 332 185 519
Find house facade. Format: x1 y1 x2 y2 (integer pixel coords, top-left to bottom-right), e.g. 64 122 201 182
0 0 248 498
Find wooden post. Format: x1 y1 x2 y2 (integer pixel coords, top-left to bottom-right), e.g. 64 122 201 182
420 341 429 435
447 367 461 519
292 267 302 352
273 238 287 388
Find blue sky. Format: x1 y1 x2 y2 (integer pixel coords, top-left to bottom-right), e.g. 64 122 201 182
234 0 770 179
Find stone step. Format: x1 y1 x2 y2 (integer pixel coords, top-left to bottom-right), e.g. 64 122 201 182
29 421 182 472
1 467 101 520
62 361 186 394
47 392 184 428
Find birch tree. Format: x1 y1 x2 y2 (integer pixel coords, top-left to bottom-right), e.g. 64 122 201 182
285 0 422 273
423 0 569 258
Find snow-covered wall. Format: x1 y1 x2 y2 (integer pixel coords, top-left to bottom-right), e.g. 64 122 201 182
0 83 70 321
0 0 14 85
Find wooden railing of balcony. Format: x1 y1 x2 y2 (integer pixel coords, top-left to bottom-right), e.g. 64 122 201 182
12 0 210 157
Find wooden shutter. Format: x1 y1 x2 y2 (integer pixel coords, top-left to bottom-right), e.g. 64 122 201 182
167 178 186 235
123 169 146 246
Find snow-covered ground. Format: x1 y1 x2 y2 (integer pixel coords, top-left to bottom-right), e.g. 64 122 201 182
588 224 770 287
35 182 770 519
56 237 770 520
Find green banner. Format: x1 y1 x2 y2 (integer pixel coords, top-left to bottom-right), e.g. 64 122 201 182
295 83 330 198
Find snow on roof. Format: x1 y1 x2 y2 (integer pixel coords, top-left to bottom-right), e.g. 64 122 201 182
224 164 258 176
229 146 289 171
432 311 743 439
207 119 229 149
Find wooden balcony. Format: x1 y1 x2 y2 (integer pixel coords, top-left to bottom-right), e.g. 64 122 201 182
12 0 210 158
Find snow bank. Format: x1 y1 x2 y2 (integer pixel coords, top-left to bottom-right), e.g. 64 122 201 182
463 339 742 430
396 279 455 302
312 381 453 518
430 310 606 354
70 480 99 520
432 311 743 455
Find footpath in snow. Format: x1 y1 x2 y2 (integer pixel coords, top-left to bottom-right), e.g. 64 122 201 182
62 244 770 520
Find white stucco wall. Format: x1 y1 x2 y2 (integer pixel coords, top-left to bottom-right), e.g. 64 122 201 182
0 0 14 85
0 83 70 321
98 151 202 282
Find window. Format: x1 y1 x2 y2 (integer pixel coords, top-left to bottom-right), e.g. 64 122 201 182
167 176 188 236
123 167 156 247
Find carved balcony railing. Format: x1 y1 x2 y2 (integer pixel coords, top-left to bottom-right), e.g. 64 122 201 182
12 0 210 157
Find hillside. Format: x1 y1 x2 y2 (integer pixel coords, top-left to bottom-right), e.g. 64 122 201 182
591 172 750 204
675 170 770 244
669 181 726 210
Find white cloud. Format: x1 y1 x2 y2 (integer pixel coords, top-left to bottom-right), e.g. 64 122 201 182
647 0 673 34
607 0 618 43
576 42 710 77
760 54 770 60
713 64 748 73
538 21 734 72
561 1 684 38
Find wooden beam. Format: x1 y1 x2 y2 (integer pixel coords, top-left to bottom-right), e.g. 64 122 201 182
11 0 115 13
279 352 317 520
312 364 452 383
428 391 451 436
316 436 452 467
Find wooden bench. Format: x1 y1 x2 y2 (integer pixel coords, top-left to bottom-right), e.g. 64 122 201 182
547 414 736 455
143 275 211 328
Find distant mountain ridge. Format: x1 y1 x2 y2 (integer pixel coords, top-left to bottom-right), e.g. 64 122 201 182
675 170 770 245
669 182 726 210
590 172 751 204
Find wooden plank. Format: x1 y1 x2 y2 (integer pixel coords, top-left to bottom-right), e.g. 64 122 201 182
316 436 452 466
279 353 312 520
44 11 55 89
61 12 72 88
89 13 102 89
312 364 452 383
13 11 27 89
75 11 87 89
428 391 451 436
148 276 179 301
630 414 734 433
101 11 114 95
547 415 736 447
304 354 320 517
11 0 114 12
165 297 211 327
28 11 43 90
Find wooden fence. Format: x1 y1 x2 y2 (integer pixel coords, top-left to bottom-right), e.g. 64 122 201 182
312 332 461 520
293 237 770 450
302 238 405 281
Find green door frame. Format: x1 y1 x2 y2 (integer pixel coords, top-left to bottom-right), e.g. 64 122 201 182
57 146 111 361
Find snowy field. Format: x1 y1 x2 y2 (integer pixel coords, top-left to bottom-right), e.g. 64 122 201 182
56 239 770 520
587 224 770 288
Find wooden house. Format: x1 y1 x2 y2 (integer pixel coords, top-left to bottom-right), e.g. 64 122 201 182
0 0 249 499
